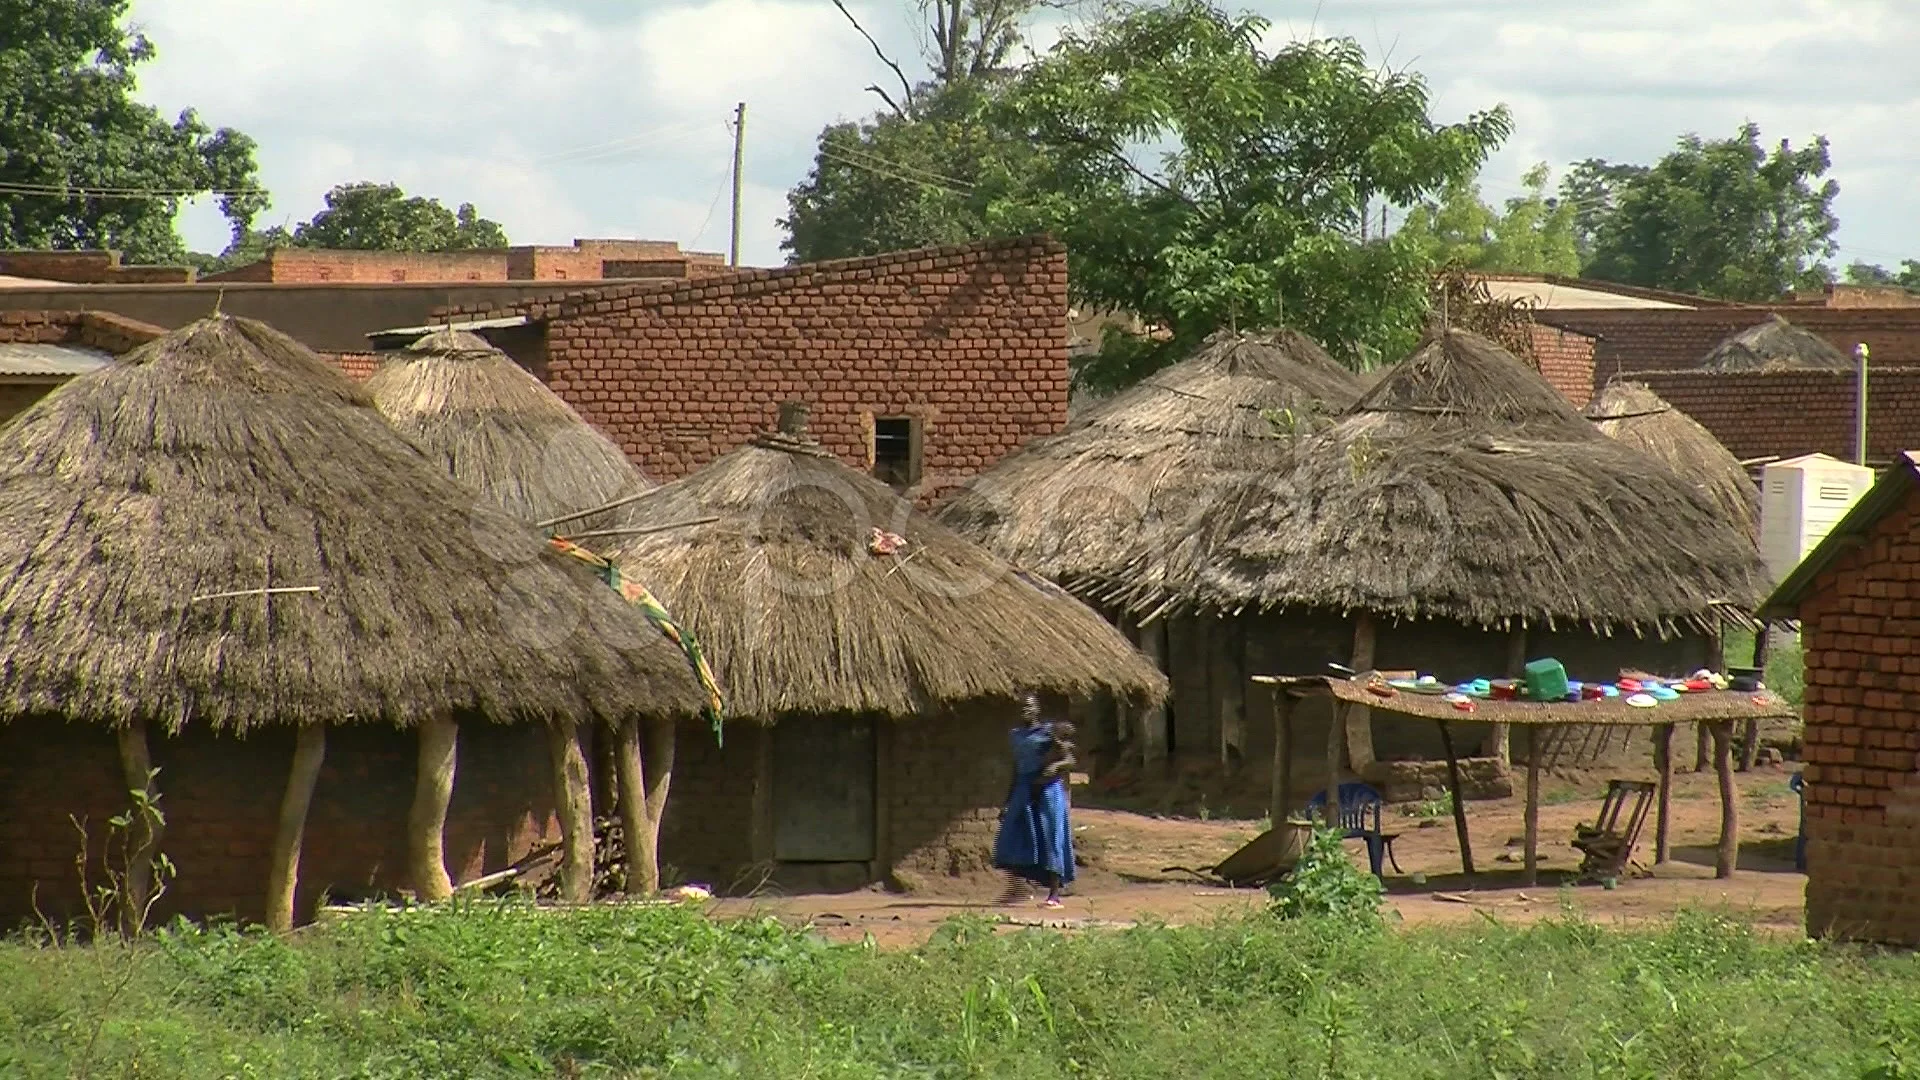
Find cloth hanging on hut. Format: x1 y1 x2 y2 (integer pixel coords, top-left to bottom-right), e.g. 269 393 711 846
548 536 725 742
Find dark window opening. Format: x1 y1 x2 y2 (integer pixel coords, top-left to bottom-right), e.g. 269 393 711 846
872 416 923 490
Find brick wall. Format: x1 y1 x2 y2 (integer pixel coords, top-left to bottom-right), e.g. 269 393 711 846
329 352 380 381
0 250 194 284
1632 368 1920 464
434 235 1071 497
0 720 561 928
203 239 729 286
1530 324 1600 406
1795 488 1920 945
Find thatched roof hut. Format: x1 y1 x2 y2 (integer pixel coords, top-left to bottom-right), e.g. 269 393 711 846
1587 381 1758 538
610 403 1168 719
936 328 1365 598
0 316 705 925
1129 329 1768 635
1699 315 1852 372
366 328 650 536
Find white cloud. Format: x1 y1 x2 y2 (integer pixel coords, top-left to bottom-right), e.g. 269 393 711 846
134 0 1920 272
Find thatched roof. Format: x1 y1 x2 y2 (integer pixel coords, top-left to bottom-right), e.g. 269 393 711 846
366 328 650 537
607 405 1168 720
1107 330 1768 633
935 328 1365 599
1699 315 1853 372
0 316 706 731
1587 381 1758 538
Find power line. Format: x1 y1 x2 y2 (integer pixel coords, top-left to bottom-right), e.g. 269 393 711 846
821 137 975 192
0 180 268 199
818 144 972 197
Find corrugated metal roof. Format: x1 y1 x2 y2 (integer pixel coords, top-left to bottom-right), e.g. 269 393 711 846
0 342 111 377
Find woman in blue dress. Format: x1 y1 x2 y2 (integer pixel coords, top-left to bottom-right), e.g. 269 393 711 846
993 692 1076 908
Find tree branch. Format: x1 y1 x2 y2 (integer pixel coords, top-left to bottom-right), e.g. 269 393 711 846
833 0 916 116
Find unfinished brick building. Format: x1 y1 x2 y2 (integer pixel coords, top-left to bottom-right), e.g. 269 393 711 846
422 235 1071 498
0 310 166 422
1761 451 1920 945
201 238 726 284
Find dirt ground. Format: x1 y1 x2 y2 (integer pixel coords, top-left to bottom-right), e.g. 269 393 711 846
706 765 1808 947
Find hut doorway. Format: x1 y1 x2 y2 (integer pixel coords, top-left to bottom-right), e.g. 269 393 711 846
771 716 877 863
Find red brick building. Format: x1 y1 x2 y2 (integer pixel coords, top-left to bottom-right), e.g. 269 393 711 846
201 238 726 284
425 235 1071 497
0 310 166 422
0 250 195 285
1760 451 1920 944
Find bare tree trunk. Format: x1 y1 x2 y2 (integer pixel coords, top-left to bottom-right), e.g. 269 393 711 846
266 725 326 933
548 719 595 904
407 715 459 902
114 720 161 936
615 720 654 895
643 715 676 873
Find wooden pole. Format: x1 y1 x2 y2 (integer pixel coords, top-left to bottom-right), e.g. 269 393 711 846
1323 704 1343 829
1345 614 1377 772
729 102 747 267
1740 631 1770 771
548 719 595 904
643 715 676 888
1438 720 1476 878
614 719 653 894
1522 725 1541 886
266 725 326 933
1653 722 1675 863
1270 688 1294 827
1137 621 1168 768
1490 625 1526 765
113 719 161 936
406 714 459 902
1698 630 1724 772
1713 720 1739 879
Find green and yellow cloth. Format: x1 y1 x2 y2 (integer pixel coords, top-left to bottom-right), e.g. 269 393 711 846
549 536 725 744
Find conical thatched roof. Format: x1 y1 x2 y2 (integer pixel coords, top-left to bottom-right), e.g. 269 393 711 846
1587 381 1758 538
366 328 650 536
608 406 1168 719
935 328 1365 598
0 316 706 731
1699 315 1852 372
1114 330 1768 632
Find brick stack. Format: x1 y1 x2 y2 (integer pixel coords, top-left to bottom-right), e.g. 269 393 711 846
433 235 1072 500
1634 368 1920 463
1795 482 1920 945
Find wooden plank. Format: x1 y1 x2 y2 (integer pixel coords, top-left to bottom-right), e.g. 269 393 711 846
772 715 877 862
1268 676 1795 728
1713 720 1739 879
1522 725 1540 886
1653 722 1675 864
1438 720 1475 878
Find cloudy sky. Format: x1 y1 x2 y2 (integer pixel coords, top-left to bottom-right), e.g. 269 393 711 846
130 0 1917 274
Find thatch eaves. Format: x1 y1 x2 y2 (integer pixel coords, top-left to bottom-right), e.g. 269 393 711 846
366 328 651 537
609 406 1169 719
1106 329 1769 634
0 316 706 731
1699 314 1853 372
1587 381 1758 539
934 328 1365 599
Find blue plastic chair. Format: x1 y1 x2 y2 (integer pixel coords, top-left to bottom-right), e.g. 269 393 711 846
1789 772 1807 871
1304 781 1402 878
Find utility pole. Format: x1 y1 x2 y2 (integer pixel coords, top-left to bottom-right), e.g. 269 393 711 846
729 102 747 267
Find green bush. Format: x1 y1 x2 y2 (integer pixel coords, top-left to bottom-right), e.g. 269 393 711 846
1265 825 1386 924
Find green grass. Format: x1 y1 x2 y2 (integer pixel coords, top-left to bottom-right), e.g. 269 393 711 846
1723 627 1806 707
5 902 1920 1078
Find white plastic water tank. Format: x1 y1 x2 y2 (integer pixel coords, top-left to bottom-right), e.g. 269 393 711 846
1759 452 1876 585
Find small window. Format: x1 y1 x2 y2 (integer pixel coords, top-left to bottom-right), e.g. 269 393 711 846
872 416 923 490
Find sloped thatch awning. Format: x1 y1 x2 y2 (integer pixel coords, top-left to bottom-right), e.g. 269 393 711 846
0 315 706 731
935 328 1364 602
1699 314 1853 372
1115 329 1768 634
1587 381 1759 538
367 328 652 538
608 404 1169 720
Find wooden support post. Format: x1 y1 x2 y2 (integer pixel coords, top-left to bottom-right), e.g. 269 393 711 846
1136 621 1168 767
615 719 652 895
642 715 676 883
1437 720 1476 878
1345 614 1377 772
266 725 326 933
114 719 161 936
406 714 459 902
1270 688 1295 827
1522 725 1541 886
1653 723 1675 864
750 724 775 867
1695 723 1711 773
1323 705 1344 829
872 721 894 883
1740 631 1770 771
548 719 595 904
1490 626 1526 765
1713 720 1739 879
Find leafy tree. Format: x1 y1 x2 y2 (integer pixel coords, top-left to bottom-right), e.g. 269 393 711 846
977 0 1510 385
1844 260 1920 291
0 0 267 262
1567 124 1839 301
287 182 509 251
1396 163 1579 276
